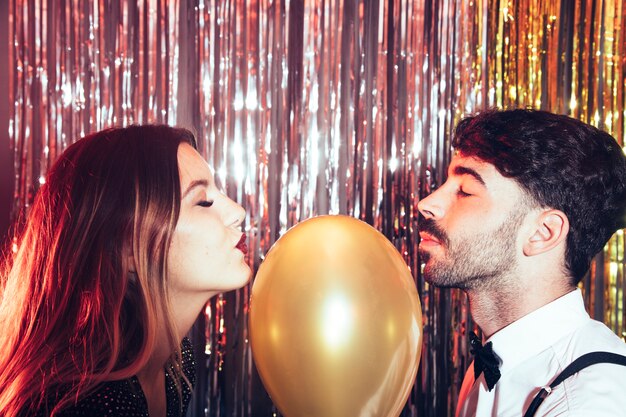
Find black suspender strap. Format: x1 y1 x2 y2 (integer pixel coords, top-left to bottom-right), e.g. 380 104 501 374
523 351 626 417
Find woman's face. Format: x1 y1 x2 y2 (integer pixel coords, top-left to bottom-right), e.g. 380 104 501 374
167 143 251 298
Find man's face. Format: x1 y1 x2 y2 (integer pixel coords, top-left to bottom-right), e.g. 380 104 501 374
417 154 530 290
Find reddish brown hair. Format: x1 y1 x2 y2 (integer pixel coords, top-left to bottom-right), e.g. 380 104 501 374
0 125 196 415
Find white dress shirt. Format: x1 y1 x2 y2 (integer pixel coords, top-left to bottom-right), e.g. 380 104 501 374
456 289 626 417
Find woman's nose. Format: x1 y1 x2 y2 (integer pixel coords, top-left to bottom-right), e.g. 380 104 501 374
224 197 246 228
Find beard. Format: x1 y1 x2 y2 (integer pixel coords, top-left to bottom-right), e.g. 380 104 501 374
418 209 525 291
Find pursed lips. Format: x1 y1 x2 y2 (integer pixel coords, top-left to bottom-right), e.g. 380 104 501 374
235 233 248 255
418 232 441 246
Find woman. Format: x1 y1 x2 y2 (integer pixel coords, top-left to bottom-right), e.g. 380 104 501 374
0 125 251 416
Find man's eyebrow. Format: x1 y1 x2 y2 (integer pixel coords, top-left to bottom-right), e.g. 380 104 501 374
452 165 486 186
182 179 209 198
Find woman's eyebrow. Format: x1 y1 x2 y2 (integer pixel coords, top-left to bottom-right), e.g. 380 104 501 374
182 179 209 198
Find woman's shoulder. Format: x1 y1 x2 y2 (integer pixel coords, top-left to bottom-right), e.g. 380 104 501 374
180 337 196 384
34 379 148 417
33 338 195 417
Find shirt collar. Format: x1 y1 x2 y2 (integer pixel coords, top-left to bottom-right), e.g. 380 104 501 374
486 288 589 375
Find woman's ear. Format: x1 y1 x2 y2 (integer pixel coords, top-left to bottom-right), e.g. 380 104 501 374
128 255 137 273
523 209 569 256
124 242 137 273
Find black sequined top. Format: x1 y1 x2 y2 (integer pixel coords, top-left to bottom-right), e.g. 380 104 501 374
34 338 196 417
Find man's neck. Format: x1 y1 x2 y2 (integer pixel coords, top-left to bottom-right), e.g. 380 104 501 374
467 282 575 339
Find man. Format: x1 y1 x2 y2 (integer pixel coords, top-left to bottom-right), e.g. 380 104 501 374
418 109 626 416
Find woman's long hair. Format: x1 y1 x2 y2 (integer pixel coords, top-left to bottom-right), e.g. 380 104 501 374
0 125 197 416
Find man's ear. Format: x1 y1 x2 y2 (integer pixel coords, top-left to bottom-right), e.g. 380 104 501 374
523 209 569 256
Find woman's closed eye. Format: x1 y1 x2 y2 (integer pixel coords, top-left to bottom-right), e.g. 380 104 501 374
197 200 214 208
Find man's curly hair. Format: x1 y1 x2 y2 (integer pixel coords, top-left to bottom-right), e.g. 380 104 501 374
452 109 626 284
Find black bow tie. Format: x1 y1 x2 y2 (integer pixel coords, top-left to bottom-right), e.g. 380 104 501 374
469 331 501 391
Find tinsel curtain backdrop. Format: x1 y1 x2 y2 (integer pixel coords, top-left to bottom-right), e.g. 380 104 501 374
8 0 625 416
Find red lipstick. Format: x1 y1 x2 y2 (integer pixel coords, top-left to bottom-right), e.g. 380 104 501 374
236 233 248 255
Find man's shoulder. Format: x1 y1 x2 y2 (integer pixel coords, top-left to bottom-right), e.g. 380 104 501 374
539 321 626 415
567 319 626 356
549 354 626 415
560 320 626 382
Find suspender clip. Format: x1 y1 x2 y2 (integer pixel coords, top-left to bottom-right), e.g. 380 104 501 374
523 351 626 417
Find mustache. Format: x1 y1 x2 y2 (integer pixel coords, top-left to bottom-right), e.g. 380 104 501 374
418 217 449 246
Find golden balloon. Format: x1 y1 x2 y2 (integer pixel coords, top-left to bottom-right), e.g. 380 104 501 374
250 215 422 417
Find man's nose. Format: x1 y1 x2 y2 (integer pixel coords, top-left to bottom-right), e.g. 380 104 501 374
417 189 445 220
